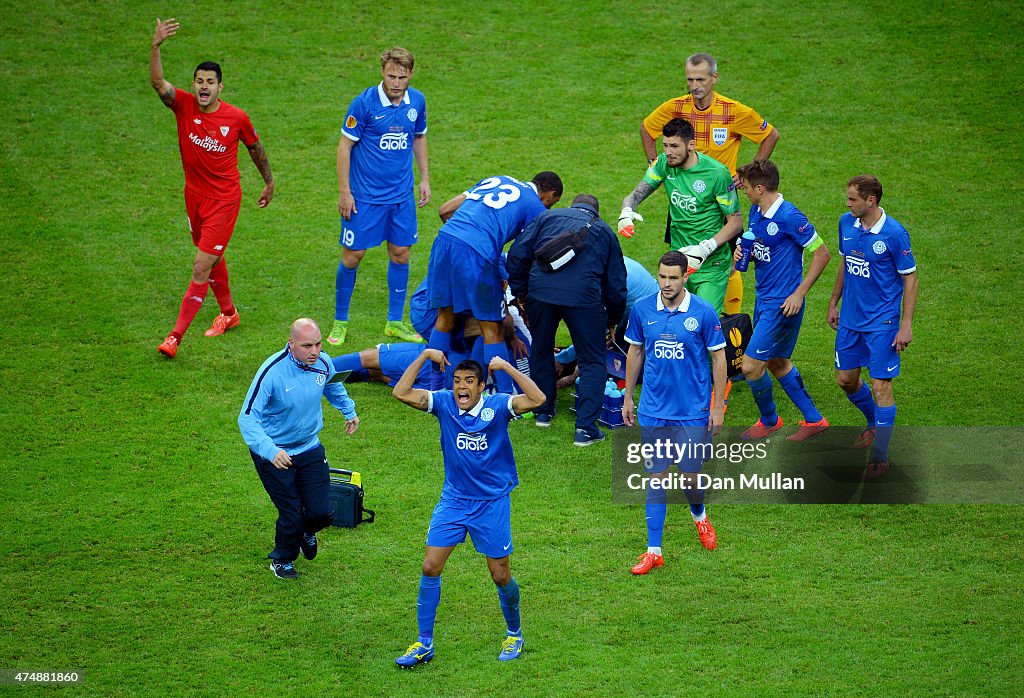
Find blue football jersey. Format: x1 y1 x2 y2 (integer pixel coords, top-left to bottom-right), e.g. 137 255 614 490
747 195 819 302
438 176 547 260
341 84 427 204
428 391 518 499
837 210 916 332
625 292 726 421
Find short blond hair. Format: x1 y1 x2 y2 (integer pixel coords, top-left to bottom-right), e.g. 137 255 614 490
380 47 414 72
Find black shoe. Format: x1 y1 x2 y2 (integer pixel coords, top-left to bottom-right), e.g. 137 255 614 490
573 428 606 447
301 533 318 560
270 561 298 579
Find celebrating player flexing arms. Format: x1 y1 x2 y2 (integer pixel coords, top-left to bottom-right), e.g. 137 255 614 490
827 175 918 478
329 47 430 346
639 52 780 314
150 19 275 359
733 160 831 441
619 118 742 314
392 350 545 667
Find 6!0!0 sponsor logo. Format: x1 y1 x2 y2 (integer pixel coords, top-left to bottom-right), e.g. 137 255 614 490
456 433 488 451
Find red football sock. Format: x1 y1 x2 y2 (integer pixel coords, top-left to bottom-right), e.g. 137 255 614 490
208 260 235 317
171 280 209 340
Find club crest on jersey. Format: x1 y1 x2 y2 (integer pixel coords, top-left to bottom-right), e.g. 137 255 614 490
481 407 495 422
767 222 779 236
872 240 887 254
220 126 229 137
315 373 326 386
692 179 707 194
684 317 699 332
407 107 418 122
193 118 202 125
712 127 728 145
345 115 357 129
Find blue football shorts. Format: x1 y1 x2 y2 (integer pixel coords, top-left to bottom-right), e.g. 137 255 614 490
637 416 710 474
377 342 431 388
339 196 418 250
834 326 901 379
426 493 513 558
427 236 505 322
746 301 805 361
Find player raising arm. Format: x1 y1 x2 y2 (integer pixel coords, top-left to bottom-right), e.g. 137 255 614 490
150 18 275 359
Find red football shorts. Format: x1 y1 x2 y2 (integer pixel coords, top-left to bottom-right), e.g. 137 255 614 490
184 188 241 256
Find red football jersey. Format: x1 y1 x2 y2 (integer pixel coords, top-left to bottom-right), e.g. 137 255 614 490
171 88 258 201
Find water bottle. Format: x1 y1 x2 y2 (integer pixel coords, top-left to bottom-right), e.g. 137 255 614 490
735 231 756 272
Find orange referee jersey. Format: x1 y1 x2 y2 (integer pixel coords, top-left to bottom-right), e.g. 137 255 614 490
643 93 773 175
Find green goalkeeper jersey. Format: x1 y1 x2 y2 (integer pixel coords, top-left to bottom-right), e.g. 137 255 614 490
643 152 739 270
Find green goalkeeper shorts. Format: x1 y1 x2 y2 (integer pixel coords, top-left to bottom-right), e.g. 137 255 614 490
686 259 731 314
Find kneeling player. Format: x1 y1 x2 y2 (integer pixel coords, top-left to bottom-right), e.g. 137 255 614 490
622 252 727 573
734 160 832 441
392 351 545 666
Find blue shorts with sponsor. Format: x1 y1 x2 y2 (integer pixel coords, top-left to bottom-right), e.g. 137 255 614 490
426 493 513 558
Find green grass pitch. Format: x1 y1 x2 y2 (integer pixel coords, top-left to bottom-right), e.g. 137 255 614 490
1 1 1023 694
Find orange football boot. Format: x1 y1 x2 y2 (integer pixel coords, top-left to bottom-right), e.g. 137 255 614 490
742 417 784 440
695 519 717 550
852 427 876 449
204 311 240 337
631 552 665 575
158 335 179 358
788 417 830 441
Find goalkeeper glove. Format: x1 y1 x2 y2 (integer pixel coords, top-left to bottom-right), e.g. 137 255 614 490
678 238 719 261
617 207 644 238
678 247 704 274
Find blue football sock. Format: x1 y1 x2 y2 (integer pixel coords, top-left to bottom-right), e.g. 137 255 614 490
335 261 357 322
685 476 706 519
417 574 441 644
428 329 451 356
778 366 823 423
332 352 364 373
484 341 512 393
555 345 577 364
847 382 877 427
645 485 667 548
873 404 897 461
387 261 410 323
748 372 780 426
496 577 521 635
